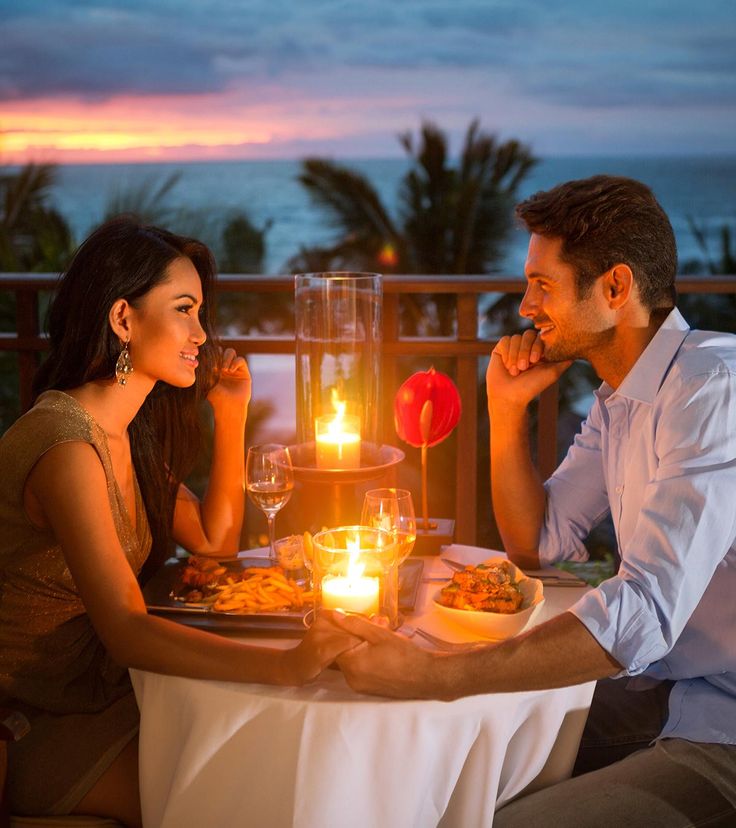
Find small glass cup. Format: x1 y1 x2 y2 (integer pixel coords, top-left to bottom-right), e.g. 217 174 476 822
274 535 310 587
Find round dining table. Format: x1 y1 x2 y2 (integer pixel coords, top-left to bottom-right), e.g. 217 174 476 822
131 546 595 828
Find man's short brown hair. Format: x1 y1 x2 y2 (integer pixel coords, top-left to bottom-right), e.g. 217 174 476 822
516 175 677 309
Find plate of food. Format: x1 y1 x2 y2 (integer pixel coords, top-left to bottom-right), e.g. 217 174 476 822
143 555 312 633
433 557 544 640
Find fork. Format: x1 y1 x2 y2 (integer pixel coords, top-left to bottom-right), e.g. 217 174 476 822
399 624 487 652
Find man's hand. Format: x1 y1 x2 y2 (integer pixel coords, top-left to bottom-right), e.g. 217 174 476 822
332 614 451 700
487 330 572 410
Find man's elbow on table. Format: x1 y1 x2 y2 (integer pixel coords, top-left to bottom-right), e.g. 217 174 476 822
504 546 542 571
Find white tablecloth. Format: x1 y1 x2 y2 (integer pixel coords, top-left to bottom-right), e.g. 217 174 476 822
132 546 595 828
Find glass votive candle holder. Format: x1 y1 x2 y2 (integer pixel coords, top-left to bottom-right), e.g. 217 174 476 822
274 535 310 587
312 526 400 628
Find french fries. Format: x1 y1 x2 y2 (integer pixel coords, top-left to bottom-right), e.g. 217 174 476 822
212 566 313 614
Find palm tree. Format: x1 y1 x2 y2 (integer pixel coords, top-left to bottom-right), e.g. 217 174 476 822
289 120 536 334
684 215 736 275
0 162 75 272
678 215 736 334
0 162 76 428
292 125 536 354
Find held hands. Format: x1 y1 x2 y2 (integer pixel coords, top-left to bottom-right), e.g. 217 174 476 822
487 329 572 411
207 347 252 417
331 613 445 700
284 610 363 685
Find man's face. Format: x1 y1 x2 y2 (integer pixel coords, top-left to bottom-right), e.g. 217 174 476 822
519 234 614 362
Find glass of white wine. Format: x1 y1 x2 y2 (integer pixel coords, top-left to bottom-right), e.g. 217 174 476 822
361 488 417 565
246 444 294 564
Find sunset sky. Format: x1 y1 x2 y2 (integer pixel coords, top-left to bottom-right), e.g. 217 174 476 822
1 0 734 165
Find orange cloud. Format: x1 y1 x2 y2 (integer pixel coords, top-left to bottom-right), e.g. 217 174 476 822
0 77 427 164
0 93 280 163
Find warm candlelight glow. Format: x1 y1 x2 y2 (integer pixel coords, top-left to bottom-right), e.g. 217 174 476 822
315 393 361 469
320 534 379 615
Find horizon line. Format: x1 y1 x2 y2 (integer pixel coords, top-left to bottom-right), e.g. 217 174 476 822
5 149 736 169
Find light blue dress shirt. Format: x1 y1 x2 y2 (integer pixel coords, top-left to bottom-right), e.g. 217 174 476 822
538 308 736 744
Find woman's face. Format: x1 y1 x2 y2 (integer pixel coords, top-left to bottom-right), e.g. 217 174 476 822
127 257 207 388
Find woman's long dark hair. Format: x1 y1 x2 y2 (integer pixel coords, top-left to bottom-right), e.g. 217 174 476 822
33 215 221 583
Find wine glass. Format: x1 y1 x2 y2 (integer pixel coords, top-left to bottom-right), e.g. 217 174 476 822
361 488 416 566
246 444 294 564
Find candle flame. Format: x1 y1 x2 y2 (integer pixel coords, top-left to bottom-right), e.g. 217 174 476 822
326 388 348 437
346 534 365 579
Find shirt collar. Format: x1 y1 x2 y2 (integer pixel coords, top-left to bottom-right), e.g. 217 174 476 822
595 307 690 406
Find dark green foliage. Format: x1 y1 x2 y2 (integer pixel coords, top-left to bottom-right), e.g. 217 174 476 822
683 215 736 275
103 171 183 226
290 119 536 277
291 119 535 338
0 163 75 272
220 214 273 275
397 122 535 274
678 215 736 334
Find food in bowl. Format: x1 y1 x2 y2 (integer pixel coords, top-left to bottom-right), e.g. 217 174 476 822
437 560 523 613
433 557 544 640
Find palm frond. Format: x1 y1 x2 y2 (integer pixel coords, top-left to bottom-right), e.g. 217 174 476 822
2 163 58 230
0 162 74 271
299 159 400 245
298 119 535 280
104 170 183 224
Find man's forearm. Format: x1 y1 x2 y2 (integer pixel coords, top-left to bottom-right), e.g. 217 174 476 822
436 612 621 700
490 401 546 567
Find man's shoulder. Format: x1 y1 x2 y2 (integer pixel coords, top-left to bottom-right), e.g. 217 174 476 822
674 329 736 379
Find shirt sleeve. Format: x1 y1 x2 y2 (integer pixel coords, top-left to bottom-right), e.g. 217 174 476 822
570 367 736 676
538 398 611 566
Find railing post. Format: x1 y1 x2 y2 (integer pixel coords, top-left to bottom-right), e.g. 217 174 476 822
381 293 400 443
455 293 478 544
15 288 40 412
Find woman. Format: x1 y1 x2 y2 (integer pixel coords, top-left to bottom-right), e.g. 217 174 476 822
0 217 356 826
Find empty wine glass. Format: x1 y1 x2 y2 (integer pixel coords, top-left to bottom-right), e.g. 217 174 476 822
361 488 416 565
246 444 294 564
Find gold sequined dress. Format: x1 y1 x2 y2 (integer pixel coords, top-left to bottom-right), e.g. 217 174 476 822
0 390 151 814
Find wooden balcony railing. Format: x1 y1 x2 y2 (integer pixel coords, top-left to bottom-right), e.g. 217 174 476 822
2 272 736 546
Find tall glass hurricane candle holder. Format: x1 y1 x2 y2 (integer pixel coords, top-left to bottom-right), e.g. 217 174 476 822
312 526 400 628
295 273 382 466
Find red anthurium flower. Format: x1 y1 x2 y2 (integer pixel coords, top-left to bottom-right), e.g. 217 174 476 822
394 367 461 448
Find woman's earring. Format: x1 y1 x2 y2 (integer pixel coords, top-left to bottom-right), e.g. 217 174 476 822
115 339 134 386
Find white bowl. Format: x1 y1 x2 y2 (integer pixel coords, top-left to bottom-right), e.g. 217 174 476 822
433 557 545 640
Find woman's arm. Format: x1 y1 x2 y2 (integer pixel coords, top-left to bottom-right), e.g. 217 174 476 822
27 441 356 684
173 348 250 557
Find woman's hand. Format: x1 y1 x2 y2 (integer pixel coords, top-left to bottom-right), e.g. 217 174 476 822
207 348 251 418
280 610 363 685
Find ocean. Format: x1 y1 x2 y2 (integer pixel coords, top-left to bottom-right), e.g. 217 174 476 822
49 155 736 276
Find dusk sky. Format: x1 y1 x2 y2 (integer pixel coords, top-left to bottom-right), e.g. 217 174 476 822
1 0 734 164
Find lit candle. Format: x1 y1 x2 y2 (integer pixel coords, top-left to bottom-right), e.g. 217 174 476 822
319 534 379 615
321 573 380 614
315 402 361 469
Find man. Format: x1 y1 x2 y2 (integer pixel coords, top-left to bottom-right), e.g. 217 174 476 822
336 176 736 825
